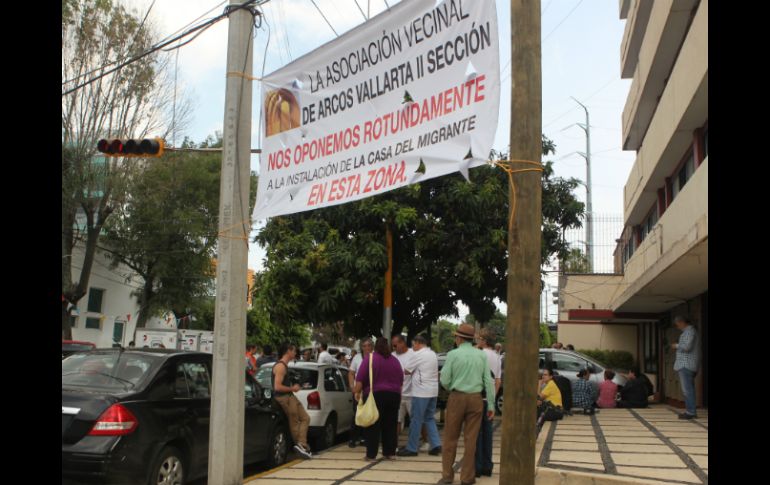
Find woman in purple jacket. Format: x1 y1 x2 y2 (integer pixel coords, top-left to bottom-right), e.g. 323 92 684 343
354 336 404 460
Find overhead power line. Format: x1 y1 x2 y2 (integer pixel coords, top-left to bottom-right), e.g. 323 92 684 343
62 0 261 97
308 0 339 36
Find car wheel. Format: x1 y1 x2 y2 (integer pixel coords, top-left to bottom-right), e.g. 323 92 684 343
267 425 289 468
495 391 504 415
150 446 185 485
318 415 337 450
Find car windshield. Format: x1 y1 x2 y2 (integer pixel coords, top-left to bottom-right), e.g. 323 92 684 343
62 352 156 391
255 365 318 390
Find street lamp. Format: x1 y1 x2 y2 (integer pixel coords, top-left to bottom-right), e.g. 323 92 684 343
561 97 593 273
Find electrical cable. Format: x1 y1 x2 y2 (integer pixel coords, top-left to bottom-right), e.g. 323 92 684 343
308 0 339 36
543 0 584 42
62 1 259 96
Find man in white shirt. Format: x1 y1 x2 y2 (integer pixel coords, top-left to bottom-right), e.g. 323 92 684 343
392 334 416 436
474 329 502 477
317 343 334 365
397 334 442 456
348 338 373 447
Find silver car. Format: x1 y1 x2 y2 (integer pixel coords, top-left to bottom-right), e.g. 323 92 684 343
438 348 628 414
256 361 355 450
495 348 629 414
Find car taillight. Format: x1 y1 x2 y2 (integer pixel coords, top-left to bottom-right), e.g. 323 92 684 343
88 404 138 436
307 391 321 410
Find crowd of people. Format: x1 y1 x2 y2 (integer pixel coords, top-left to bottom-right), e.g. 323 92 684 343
241 315 700 482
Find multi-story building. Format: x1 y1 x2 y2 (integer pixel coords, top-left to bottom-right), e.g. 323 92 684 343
557 0 707 409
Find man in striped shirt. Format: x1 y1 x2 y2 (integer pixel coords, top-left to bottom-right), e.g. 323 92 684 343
671 316 700 419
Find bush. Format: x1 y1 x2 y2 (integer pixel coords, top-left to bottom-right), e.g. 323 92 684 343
539 323 553 348
578 349 635 371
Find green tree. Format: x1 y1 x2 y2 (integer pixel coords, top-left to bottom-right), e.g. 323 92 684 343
539 323 554 348
61 0 190 338
562 247 591 273
430 319 459 353
101 135 258 330
255 136 584 338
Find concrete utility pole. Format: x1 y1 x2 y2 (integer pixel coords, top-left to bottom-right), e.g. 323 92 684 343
382 224 393 340
570 96 593 272
208 1 254 483
500 0 541 484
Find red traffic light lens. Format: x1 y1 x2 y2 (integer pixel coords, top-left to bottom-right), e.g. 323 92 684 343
108 139 123 154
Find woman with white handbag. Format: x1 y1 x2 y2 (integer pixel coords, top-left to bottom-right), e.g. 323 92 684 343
353 336 404 461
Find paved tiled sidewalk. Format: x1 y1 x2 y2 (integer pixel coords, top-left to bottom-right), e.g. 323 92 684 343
245 405 707 485
538 406 708 484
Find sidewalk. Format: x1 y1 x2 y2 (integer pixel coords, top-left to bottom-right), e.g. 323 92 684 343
244 404 707 485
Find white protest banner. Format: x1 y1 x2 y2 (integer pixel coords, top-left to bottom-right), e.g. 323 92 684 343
253 0 499 220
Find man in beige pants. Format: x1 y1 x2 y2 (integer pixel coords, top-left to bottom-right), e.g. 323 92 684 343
272 342 312 459
439 324 495 484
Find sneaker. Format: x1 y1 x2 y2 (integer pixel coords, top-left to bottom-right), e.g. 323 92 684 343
348 440 356 448
396 449 418 457
678 413 697 420
420 442 430 452
429 446 442 456
294 443 313 459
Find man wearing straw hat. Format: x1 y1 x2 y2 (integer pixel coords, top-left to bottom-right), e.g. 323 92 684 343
439 323 495 485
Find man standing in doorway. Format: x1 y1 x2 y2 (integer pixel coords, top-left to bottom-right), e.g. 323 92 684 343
391 334 415 437
671 316 700 419
397 334 441 457
440 323 494 485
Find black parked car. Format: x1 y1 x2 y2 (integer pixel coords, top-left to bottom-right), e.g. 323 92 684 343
62 349 290 485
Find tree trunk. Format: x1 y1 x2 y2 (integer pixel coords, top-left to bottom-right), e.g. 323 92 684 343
134 276 156 330
62 301 72 340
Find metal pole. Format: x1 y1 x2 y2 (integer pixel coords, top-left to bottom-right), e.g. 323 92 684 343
382 224 393 340
208 1 254 483
570 97 593 272
500 0 541 484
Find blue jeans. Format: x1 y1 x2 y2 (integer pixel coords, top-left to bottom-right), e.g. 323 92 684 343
475 398 493 473
678 368 697 415
407 396 441 452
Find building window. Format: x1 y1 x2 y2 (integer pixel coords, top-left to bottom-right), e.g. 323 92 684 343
671 152 692 201
703 129 708 158
85 288 105 330
642 322 659 374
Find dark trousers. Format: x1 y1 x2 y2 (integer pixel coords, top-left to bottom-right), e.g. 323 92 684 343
364 391 401 458
617 400 648 409
475 398 494 474
350 398 363 443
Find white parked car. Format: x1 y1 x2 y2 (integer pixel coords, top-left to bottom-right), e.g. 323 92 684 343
256 361 355 450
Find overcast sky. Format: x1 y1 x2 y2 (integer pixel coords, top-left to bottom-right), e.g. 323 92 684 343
125 0 635 323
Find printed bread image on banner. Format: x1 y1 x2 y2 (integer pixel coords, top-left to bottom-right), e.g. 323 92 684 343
265 88 301 137
254 0 500 220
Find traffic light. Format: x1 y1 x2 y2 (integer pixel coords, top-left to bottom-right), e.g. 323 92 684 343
96 138 164 157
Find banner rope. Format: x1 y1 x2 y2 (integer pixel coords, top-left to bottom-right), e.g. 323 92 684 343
492 160 544 231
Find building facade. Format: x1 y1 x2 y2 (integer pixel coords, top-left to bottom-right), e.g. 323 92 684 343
558 0 707 408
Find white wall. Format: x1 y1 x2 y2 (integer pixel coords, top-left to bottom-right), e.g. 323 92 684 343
69 243 166 348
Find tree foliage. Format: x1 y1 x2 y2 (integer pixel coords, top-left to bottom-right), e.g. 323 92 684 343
61 0 189 338
562 247 591 273
101 137 221 329
254 136 585 339
430 319 459 353
102 135 259 330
